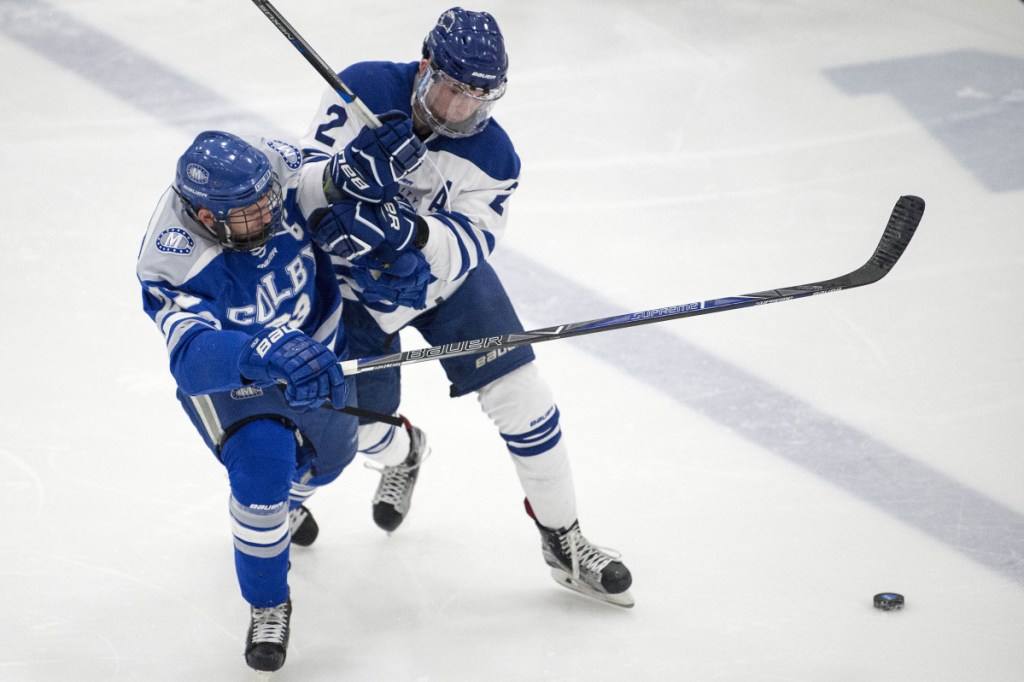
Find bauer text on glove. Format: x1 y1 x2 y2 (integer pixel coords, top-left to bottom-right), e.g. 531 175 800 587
237 327 348 409
323 110 425 203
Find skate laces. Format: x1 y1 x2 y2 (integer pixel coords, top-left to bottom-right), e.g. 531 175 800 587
561 526 621 579
373 463 413 505
250 603 290 645
368 453 428 504
365 434 431 506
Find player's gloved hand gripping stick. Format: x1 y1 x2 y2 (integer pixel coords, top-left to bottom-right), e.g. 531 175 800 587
324 112 425 204
252 0 424 197
238 327 348 410
253 0 426 272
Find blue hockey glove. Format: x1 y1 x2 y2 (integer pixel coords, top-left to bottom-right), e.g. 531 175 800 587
325 111 425 203
349 244 434 310
237 327 348 409
308 196 421 260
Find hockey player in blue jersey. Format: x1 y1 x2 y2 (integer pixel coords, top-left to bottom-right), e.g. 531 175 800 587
136 131 429 673
300 7 634 607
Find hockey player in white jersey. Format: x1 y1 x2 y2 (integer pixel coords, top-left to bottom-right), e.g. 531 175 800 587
136 131 429 674
301 7 633 607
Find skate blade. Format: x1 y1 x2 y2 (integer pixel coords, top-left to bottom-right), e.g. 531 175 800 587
255 671 275 680
549 568 635 608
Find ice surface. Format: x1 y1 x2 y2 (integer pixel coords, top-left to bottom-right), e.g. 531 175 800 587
1 1 1022 680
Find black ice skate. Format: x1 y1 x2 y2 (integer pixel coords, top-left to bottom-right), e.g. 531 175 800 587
244 599 291 674
535 518 634 608
370 419 428 533
288 504 318 547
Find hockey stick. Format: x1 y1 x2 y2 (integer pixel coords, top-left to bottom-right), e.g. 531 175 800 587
331 404 403 427
251 0 381 129
339 195 925 376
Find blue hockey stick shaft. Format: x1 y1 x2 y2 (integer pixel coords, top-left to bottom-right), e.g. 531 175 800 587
338 196 924 376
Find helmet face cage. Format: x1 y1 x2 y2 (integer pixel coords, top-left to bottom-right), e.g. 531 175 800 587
174 131 285 252
416 7 508 138
211 178 284 252
414 62 505 138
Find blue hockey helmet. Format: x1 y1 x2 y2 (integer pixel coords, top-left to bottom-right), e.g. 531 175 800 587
415 7 508 138
423 7 508 91
174 131 283 251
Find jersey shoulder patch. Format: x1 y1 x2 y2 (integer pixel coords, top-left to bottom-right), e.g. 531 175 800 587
154 226 196 255
263 138 303 170
137 189 221 287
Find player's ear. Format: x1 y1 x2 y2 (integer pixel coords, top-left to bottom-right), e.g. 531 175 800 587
196 208 216 229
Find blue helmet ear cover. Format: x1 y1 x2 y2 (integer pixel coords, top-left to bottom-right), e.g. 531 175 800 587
422 7 508 92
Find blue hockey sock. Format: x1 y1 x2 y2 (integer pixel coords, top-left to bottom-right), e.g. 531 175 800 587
221 419 297 607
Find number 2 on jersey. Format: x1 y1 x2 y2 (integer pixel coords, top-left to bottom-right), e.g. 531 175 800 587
314 104 349 147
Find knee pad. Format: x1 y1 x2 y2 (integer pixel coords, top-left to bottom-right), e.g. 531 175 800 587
221 419 297 507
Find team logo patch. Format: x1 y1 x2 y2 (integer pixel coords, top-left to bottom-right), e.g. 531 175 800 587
230 385 265 400
155 227 195 255
185 163 209 184
266 139 302 169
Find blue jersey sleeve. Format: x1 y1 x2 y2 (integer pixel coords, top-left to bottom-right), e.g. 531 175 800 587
140 281 251 395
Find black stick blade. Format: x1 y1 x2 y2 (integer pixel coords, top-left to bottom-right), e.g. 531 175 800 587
870 195 925 273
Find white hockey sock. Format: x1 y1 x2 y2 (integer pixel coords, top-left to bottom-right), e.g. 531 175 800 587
477 363 578 530
358 418 411 467
509 443 577 530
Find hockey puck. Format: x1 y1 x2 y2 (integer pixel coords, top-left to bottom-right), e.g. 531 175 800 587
873 592 904 610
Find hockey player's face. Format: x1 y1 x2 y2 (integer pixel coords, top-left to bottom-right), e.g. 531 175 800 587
424 74 486 123
193 178 283 252
226 194 274 238
414 60 505 138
